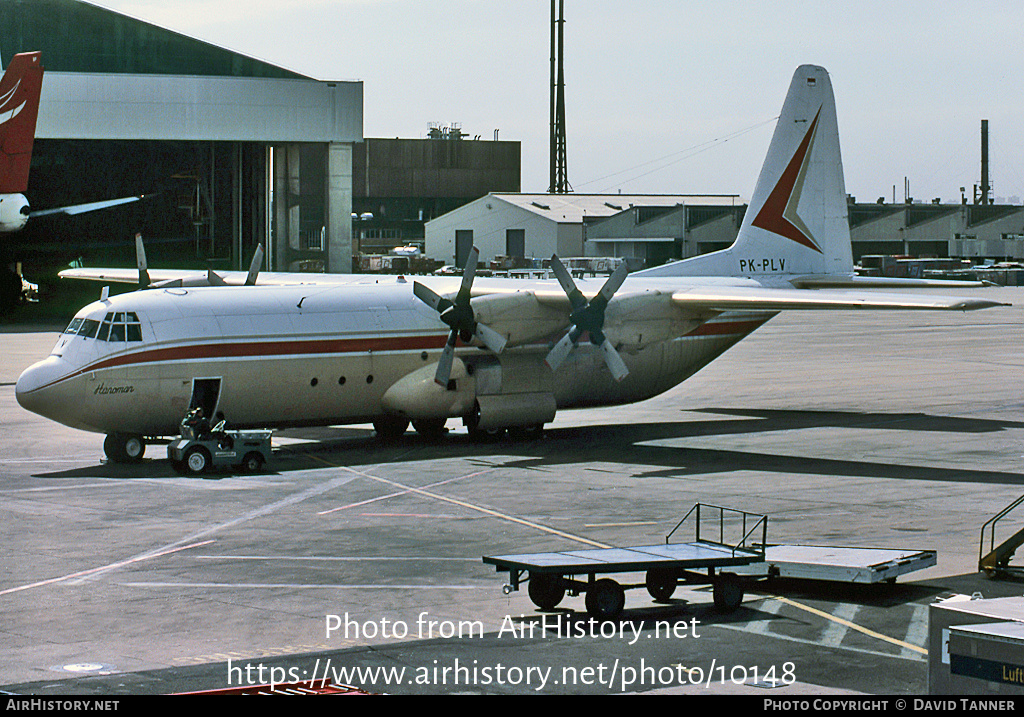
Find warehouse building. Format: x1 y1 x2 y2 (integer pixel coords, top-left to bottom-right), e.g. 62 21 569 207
424 193 743 268
427 193 1024 271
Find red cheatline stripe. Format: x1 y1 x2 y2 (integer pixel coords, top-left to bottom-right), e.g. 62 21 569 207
29 320 768 393
29 333 450 392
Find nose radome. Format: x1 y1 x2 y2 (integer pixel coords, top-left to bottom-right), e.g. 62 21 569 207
15 356 67 419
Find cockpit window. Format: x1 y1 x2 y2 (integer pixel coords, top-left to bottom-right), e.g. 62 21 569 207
79 319 100 338
96 311 143 342
64 312 143 342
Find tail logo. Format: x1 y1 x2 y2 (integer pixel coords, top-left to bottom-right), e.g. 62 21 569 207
751 106 823 254
0 78 26 126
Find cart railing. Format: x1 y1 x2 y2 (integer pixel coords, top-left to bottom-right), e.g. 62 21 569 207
666 503 768 559
979 493 1024 573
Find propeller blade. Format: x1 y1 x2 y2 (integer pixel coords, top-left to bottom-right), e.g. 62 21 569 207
598 261 630 303
434 332 457 386
457 246 480 303
549 255 587 310
599 337 630 382
413 281 446 312
207 269 228 286
545 331 577 372
135 233 150 289
245 244 264 286
474 321 507 354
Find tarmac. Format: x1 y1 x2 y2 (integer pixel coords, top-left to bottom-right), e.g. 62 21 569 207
2 284 1023 695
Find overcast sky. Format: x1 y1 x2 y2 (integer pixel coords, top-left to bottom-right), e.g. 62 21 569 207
86 0 1024 205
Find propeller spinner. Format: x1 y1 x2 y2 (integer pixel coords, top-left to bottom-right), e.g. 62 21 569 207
545 257 630 382
413 246 506 386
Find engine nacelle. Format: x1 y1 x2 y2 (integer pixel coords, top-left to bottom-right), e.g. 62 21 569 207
471 292 566 347
0 193 30 232
603 291 705 351
380 359 476 420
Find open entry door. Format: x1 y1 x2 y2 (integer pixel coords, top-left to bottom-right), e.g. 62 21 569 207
189 378 222 419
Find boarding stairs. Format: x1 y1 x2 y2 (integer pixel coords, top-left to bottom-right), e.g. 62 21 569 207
979 495 1024 578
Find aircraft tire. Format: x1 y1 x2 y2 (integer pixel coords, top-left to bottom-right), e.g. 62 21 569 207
373 417 409 440
412 418 447 441
104 432 146 464
585 578 625 620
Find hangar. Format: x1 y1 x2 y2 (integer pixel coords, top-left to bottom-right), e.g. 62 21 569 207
1 0 362 278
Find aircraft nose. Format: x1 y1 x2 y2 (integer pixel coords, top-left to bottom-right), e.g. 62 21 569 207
16 356 68 420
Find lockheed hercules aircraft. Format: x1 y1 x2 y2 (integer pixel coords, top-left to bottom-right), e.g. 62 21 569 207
16 65 1006 463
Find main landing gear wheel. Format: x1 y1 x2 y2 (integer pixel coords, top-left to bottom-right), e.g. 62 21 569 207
373 417 409 440
104 433 146 464
412 418 448 441
712 572 744 613
585 578 625 620
645 568 678 602
528 574 565 611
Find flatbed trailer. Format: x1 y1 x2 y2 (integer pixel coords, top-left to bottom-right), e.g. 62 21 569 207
483 504 768 619
731 544 937 583
484 505 939 619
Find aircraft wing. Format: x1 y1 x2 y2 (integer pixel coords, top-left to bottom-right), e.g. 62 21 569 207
669 286 1008 312
31 195 150 218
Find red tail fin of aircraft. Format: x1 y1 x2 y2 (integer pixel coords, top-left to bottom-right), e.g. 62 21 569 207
0 51 43 194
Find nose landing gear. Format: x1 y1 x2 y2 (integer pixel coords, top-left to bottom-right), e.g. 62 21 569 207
104 432 146 464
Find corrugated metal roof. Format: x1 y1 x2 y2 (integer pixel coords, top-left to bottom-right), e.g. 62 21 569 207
488 193 744 224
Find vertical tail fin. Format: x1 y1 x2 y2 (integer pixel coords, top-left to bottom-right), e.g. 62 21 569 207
0 52 43 194
637 65 852 279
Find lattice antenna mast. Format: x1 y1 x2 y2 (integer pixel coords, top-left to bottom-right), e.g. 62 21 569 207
549 0 570 193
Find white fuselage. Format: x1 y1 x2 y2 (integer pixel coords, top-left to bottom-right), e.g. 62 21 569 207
15 276 771 437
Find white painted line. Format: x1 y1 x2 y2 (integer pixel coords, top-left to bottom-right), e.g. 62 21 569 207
0 540 214 596
120 582 483 590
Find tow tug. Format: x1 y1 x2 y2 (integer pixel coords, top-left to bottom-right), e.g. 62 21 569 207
168 418 273 476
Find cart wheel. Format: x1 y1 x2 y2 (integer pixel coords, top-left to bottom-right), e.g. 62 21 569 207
528 574 565 610
585 579 625 620
712 572 743 613
182 445 210 476
242 452 265 473
645 568 677 602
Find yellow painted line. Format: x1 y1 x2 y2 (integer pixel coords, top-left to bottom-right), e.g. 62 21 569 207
307 454 611 549
773 595 926 655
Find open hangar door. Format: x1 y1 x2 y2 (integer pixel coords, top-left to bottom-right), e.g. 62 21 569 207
8 138 269 308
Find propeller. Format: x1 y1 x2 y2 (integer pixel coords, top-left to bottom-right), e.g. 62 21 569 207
413 246 507 387
135 232 150 289
545 257 630 382
135 233 264 289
